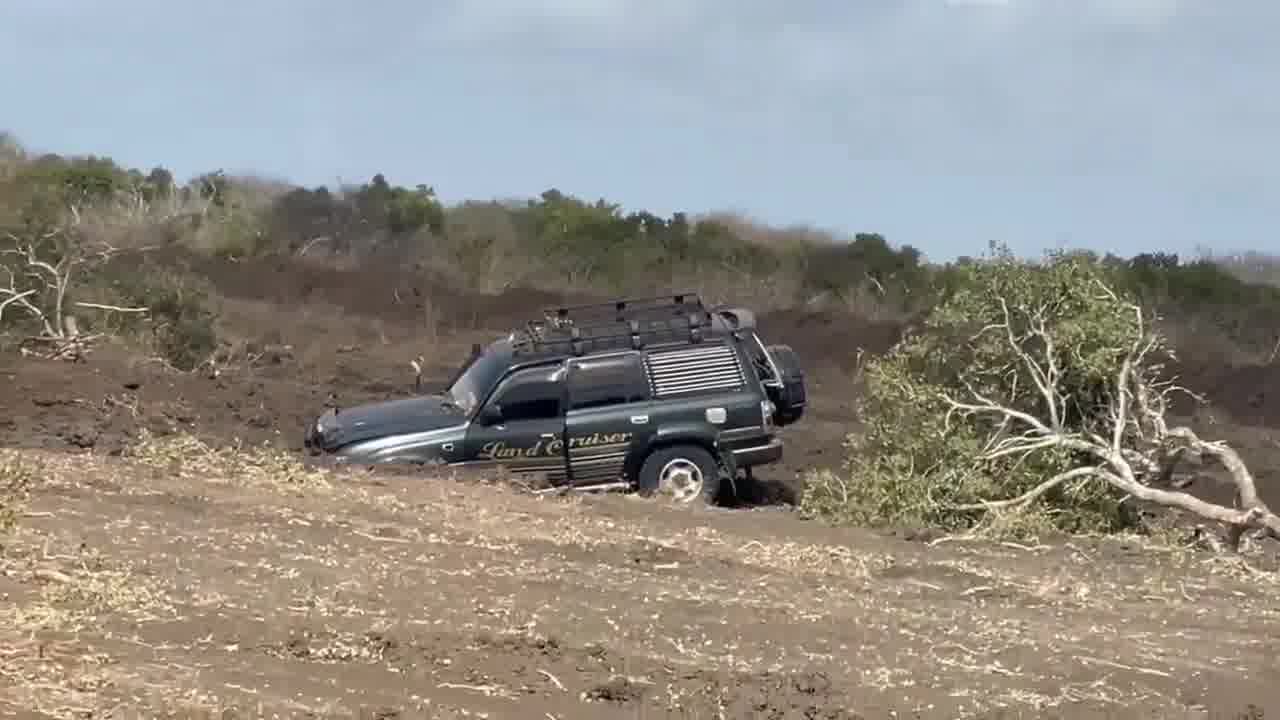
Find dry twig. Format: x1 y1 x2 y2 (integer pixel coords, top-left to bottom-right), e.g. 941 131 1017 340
538 669 567 691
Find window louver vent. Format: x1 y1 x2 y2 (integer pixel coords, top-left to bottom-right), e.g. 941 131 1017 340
644 343 745 397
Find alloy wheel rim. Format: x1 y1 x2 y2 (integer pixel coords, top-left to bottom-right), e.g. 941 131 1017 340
658 458 704 503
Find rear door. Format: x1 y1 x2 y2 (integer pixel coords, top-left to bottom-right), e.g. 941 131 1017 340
563 351 652 488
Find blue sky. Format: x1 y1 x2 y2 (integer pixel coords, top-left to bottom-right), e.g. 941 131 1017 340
1 1 1276 261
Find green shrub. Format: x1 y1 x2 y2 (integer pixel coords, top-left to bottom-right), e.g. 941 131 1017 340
108 267 219 371
800 244 1151 537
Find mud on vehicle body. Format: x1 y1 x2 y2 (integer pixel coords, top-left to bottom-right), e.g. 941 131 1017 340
304 293 806 505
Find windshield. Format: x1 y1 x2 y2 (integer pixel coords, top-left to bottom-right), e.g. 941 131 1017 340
446 340 513 415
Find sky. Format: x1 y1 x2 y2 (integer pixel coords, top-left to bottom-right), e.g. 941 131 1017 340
1 0 1276 261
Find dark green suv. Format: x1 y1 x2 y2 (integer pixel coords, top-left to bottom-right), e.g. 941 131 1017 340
303 294 805 505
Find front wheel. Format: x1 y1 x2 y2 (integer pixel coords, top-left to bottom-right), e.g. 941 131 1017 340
636 445 722 507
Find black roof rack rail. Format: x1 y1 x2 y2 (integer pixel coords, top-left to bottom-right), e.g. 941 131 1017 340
543 293 709 328
512 293 723 357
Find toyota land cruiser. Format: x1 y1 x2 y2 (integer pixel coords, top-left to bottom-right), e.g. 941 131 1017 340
303 293 806 505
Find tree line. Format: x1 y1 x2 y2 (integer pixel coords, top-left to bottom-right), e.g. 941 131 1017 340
2 141 1279 358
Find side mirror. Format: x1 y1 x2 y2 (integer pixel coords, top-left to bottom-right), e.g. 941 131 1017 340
477 404 503 426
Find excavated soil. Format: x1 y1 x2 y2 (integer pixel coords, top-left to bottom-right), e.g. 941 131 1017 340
2 252 1280 718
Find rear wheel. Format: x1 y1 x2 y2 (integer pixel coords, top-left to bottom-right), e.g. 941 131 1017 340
636 444 722 507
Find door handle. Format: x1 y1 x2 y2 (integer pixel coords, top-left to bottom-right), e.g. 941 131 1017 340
442 442 454 452
540 433 557 439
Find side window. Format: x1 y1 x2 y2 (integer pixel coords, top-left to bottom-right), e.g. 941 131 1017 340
643 341 747 398
490 365 564 422
567 353 650 411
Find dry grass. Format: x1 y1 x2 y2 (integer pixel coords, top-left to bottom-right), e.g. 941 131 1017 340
129 430 334 492
0 438 1276 718
0 450 36 536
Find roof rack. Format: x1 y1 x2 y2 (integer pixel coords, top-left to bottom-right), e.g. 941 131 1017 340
513 293 724 357
544 293 710 327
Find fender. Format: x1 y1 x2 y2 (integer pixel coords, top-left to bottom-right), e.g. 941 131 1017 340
626 422 722 480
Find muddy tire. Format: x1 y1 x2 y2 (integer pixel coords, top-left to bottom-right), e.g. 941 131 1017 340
636 444 721 507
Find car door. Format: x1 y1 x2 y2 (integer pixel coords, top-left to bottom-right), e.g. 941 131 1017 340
461 361 569 487
563 351 652 488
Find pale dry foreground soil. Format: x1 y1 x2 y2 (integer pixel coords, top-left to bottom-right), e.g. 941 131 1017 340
2 442 1279 720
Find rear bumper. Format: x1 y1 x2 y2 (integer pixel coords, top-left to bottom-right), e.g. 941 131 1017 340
729 437 783 467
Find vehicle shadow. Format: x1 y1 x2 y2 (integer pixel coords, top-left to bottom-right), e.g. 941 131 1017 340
720 470 799 508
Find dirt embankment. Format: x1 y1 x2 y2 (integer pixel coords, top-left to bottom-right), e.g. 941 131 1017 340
0 252 897 501
3 250 1280 505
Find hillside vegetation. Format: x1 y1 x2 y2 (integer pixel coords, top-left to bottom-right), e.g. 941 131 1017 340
3 132 1279 353
2 132 1280 546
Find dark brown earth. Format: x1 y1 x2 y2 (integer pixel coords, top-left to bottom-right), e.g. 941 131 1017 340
2 252 1280 718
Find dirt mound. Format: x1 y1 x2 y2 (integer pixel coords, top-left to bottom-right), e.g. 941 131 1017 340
0 342 384 457
1171 358 1280 427
758 307 907 374
111 248 603 334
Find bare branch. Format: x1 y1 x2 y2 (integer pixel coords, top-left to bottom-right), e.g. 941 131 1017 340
1 217 154 359
952 467 1099 511
1095 465 1280 544
73 301 149 314
941 277 1279 552
943 385 1054 438
0 289 37 322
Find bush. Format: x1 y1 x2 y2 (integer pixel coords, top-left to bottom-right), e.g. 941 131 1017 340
1110 252 1280 357
800 244 1151 537
107 266 219 371
438 201 528 292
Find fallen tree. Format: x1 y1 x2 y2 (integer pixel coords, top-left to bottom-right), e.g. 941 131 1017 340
801 245 1277 551
942 283 1279 551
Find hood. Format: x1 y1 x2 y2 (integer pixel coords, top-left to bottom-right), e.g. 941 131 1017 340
312 394 465 450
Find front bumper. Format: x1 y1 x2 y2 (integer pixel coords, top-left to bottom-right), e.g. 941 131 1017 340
303 418 328 455
729 437 783 467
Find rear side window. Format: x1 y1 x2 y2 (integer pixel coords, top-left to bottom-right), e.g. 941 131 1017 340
567 353 650 410
643 341 746 397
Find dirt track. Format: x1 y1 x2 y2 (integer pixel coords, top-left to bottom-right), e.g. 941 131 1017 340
3 253 1280 718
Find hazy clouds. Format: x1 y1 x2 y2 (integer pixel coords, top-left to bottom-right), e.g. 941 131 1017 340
1 0 1275 257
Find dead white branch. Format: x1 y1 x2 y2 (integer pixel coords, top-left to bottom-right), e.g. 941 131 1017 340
1 211 151 360
0 288 38 323
73 301 149 314
952 467 1099 512
410 355 425 392
944 282 1280 551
